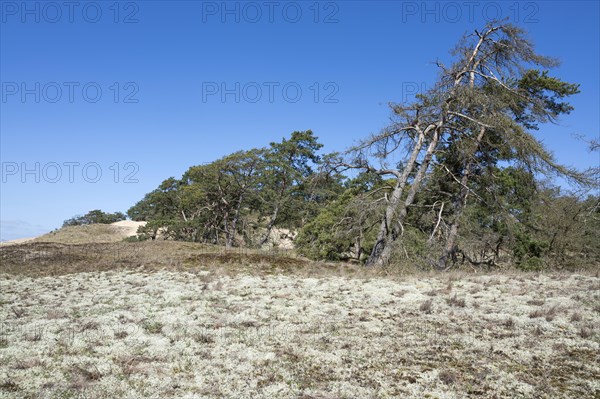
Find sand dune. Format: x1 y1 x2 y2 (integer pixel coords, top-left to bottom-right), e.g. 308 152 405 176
0 237 36 246
110 220 147 236
0 221 146 246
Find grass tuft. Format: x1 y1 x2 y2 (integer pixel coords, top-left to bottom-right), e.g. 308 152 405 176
419 299 434 314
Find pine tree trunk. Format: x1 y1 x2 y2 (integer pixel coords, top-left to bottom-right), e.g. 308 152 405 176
438 126 486 270
227 193 245 248
368 126 441 266
366 132 426 266
259 204 280 246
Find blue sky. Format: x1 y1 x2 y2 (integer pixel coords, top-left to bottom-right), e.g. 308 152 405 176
1 1 599 241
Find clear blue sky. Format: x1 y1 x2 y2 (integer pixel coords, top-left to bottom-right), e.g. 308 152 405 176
1 1 599 241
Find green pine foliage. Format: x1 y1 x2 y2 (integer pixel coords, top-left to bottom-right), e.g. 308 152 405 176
63 210 126 227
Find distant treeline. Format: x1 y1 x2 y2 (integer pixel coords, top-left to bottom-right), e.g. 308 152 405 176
63 210 126 227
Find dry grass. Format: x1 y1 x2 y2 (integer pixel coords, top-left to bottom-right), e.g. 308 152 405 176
419 298 434 314
446 294 466 308
571 311 583 322
0 241 599 398
529 304 561 321
0 241 362 279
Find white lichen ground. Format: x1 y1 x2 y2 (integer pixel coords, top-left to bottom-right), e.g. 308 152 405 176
0 270 598 398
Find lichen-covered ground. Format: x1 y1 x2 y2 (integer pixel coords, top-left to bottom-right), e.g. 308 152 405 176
1 268 598 398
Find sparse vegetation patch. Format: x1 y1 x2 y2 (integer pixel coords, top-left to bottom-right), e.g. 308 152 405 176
1 268 597 398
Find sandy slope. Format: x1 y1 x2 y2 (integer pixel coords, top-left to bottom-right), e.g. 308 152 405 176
110 220 147 237
0 237 36 246
0 221 146 246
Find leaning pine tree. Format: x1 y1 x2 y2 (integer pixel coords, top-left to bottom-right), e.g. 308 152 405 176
342 22 587 268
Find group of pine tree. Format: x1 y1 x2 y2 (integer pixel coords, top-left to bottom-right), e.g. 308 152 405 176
125 23 598 271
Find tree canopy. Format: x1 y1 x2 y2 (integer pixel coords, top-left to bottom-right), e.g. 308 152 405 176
63 210 126 227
